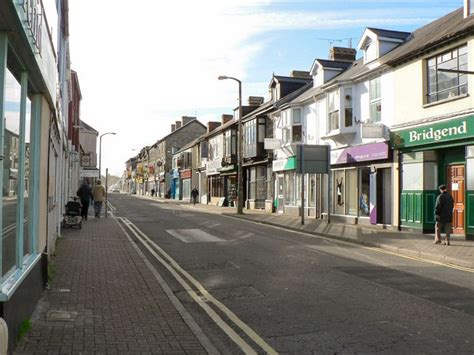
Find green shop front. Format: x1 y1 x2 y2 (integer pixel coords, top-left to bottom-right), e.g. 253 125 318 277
392 115 474 239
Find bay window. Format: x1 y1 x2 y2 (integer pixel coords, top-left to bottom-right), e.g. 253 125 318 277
328 90 339 131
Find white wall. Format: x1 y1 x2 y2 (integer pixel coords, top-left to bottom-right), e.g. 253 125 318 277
392 37 474 125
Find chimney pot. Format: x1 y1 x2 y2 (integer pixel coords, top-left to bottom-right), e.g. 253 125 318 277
175 121 182 129
248 96 264 106
171 124 176 132
181 116 196 126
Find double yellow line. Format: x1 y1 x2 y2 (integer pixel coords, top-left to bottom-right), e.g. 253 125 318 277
116 216 278 355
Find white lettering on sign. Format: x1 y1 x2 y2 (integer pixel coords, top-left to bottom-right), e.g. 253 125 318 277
408 121 467 142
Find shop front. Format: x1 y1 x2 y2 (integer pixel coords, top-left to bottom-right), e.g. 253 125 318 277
392 115 474 239
219 165 237 207
272 156 322 217
171 169 179 199
330 141 393 226
206 159 224 205
180 169 192 201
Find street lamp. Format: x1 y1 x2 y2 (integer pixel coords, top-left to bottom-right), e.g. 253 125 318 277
218 75 243 214
99 132 116 179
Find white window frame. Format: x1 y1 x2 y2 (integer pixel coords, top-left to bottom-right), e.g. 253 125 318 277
327 90 339 132
369 77 381 123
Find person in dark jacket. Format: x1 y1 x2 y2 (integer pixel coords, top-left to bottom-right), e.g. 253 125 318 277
77 181 93 220
434 184 454 245
191 186 199 205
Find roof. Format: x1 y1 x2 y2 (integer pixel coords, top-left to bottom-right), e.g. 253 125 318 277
383 8 474 66
274 81 313 109
269 75 312 88
155 118 206 145
203 118 237 139
80 120 98 133
366 27 411 41
313 59 353 70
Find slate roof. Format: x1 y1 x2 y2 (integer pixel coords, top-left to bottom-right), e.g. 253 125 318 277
155 118 206 145
383 7 474 66
366 27 411 41
270 75 312 88
313 59 353 70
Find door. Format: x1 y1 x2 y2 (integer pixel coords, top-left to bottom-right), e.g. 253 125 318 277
447 165 465 234
276 174 284 213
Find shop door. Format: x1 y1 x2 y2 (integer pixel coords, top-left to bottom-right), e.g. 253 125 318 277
447 165 465 234
276 174 284 213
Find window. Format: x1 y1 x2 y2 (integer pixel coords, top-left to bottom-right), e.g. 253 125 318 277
244 120 257 158
369 77 381 123
328 90 339 131
427 45 468 103
344 88 353 127
292 108 302 142
224 129 236 157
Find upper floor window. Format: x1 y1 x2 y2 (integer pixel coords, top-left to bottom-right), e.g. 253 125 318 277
369 77 381 123
328 90 339 131
244 120 257 158
280 109 303 145
427 45 468 103
224 129 236 157
292 108 302 142
344 88 353 127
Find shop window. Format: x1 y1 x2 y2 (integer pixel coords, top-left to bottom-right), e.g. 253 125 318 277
345 169 357 216
359 168 371 217
467 146 474 190
284 171 296 206
309 174 317 207
423 162 438 190
402 163 423 190
344 88 353 127
334 170 345 215
328 90 339 131
427 45 468 103
369 77 381 123
249 167 256 200
256 166 267 201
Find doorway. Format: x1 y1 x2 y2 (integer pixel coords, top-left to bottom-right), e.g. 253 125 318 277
447 164 465 234
276 174 284 213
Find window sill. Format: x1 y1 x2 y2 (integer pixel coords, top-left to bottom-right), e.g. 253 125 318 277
0 253 41 301
423 93 469 108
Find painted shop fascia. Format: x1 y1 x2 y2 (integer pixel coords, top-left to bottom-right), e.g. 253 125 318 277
391 114 474 239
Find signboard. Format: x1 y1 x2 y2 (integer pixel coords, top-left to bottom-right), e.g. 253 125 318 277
391 115 474 149
264 138 282 150
296 145 330 174
181 169 192 179
81 153 91 167
80 168 99 178
272 157 296 172
332 142 389 165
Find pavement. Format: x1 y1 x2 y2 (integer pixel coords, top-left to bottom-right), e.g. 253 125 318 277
139 195 474 270
14 213 215 354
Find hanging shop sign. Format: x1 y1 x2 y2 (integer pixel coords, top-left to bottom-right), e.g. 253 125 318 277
332 142 389 165
181 169 192 179
272 157 296 172
391 115 474 149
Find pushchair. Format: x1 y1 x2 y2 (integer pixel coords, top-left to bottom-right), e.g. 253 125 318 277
62 197 82 229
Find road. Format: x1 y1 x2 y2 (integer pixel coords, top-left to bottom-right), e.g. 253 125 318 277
109 193 474 354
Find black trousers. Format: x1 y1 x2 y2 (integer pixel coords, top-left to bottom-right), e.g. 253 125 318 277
81 200 90 219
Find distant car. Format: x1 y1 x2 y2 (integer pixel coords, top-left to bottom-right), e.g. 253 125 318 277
111 188 120 193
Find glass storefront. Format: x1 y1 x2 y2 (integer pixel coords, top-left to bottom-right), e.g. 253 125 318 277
182 179 191 200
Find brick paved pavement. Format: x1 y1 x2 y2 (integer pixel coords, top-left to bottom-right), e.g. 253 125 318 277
14 216 212 354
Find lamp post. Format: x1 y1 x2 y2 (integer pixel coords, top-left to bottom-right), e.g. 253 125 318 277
218 75 243 214
98 132 116 180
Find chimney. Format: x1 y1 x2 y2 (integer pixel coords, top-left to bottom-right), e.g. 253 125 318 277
329 47 356 62
248 96 264 106
207 121 221 133
221 114 233 124
290 70 311 79
465 0 472 18
181 116 196 126
171 124 176 132
175 121 182 129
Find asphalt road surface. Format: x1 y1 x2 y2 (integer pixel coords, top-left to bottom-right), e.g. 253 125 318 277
109 194 474 354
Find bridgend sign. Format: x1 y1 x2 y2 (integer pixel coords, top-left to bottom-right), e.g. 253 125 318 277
391 116 474 149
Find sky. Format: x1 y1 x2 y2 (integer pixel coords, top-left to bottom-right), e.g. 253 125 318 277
68 0 462 176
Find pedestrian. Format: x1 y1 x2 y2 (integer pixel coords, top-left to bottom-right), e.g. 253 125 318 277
151 188 155 197
434 184 454 245
92 180 106 218
191 186 199 205
76 180 93 220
